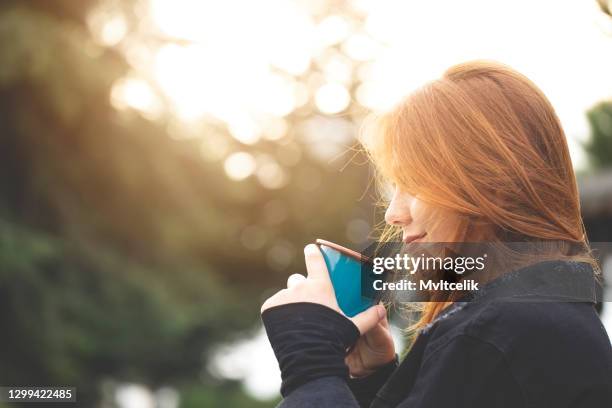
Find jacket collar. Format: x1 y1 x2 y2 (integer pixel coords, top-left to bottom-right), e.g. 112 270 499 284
418 260 601 335
468 259 601 304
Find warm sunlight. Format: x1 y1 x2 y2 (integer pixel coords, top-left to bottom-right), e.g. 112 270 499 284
99 0 612 171
104 0 612 398
7 1 612 406
149 0 316 127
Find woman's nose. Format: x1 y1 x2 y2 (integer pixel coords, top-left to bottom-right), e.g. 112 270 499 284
385 192 413 226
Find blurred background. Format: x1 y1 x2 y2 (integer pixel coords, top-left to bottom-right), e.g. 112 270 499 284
2 0 612 407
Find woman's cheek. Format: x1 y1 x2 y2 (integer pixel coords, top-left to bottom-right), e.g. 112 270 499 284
410 198 429 230
411 199 458 242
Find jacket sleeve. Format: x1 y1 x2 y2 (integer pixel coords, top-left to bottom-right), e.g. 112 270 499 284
277 376 361 408
399 334 525 408
262 303 400 407
262 302 364 406
347 357 398 407
276 357 399 408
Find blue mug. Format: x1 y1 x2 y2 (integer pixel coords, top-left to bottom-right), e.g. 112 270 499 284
315 239 381 317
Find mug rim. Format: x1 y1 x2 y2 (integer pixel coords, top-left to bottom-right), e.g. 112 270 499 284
315 239 372 264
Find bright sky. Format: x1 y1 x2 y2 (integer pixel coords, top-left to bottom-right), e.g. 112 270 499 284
353 0 612 170
93 0 612 401
100 0 612 172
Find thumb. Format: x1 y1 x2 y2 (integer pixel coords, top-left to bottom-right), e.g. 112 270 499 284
350 304 386 335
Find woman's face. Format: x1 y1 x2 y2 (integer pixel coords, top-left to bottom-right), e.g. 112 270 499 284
384 186 464 243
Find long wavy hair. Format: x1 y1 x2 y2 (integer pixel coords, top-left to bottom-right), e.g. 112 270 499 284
362 60 598 331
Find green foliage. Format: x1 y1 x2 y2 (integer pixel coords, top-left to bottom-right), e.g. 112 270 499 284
179 383 279 408
0 0 373 406
585 102 612 169
0 219 250 405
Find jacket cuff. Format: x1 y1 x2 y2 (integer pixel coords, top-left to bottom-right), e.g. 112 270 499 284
262 302 360 397
347 355 399 407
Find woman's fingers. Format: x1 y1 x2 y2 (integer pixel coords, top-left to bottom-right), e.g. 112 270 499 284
260 289 288 313
379 305 390 329
287 273 306 288
303 244 329 280
260 244 340 315
350 304 387 335
363 319 393 350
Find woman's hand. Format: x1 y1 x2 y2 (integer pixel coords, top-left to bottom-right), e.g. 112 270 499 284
261 244 387 337
345 312 396 378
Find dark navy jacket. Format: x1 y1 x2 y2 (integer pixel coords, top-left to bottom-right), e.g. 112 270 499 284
279 260 612 407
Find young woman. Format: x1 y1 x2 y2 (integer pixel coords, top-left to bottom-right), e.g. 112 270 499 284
261 61 612 407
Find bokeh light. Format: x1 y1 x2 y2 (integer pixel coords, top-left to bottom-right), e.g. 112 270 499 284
315 82 351 114
110 76 162 118
6 1 612 408
223 151 256 180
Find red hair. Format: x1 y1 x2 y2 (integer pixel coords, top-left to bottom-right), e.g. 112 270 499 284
363 60 597 329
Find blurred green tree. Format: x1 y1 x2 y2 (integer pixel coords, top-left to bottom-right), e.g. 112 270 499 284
0 0 375 406
585 102 612 169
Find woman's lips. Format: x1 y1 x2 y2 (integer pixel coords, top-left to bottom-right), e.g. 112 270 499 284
403 232 427 244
